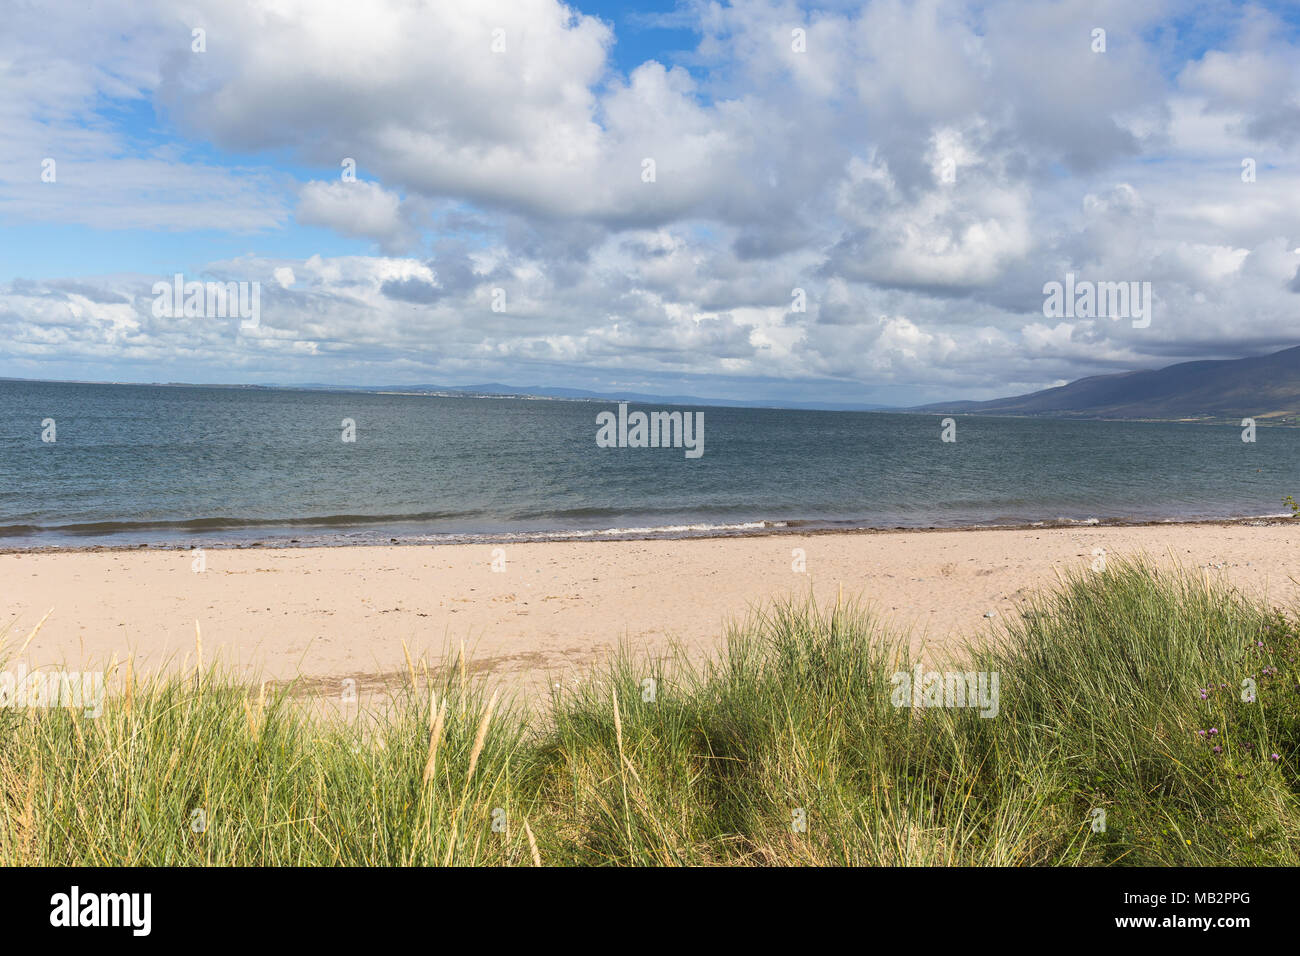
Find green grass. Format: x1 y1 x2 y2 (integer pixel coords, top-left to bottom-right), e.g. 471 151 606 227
2 560 1299 865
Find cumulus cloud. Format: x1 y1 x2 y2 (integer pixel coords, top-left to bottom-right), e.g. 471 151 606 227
296 180 418 252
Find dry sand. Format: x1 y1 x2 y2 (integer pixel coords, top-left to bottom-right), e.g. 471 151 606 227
2 523 1298 701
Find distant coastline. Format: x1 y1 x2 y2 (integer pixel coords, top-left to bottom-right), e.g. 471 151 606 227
11 341 1300 423
0 376 894 414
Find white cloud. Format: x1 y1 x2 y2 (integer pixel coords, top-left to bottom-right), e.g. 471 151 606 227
295 180 417 252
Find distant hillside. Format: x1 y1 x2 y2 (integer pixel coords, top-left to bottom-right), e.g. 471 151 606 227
285 381 892 412
916 345 1300 422
0 376 894 412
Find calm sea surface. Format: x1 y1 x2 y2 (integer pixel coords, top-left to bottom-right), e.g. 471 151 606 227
0 380 1293 547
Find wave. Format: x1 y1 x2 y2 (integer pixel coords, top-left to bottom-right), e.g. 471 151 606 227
0 509 1288 548
0 511 473 537
0 511 794 544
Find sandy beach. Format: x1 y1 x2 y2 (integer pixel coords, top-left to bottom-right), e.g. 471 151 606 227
2 521 1297 701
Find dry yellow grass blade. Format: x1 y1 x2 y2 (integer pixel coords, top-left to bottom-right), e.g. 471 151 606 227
194 620 203 685
442 820 458 867
241 680 263 742
422 697 448 787
160 748 181 790
15 608 54 658
458 638 467 718
465 691 498 784
68 698 85 750
621 754 644 787
402 640 416 688
523 818 542 867
612 687 625 764
20 764 40 854
612 686 634 848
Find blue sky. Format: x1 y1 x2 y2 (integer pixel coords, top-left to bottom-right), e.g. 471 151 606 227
4 1 710 281
3 0 1300 404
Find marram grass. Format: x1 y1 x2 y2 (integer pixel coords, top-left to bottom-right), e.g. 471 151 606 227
2 560 1298 866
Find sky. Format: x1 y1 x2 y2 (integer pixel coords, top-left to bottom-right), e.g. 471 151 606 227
2 0 1299 406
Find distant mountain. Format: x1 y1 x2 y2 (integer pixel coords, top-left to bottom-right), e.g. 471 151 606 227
916 345 1300 422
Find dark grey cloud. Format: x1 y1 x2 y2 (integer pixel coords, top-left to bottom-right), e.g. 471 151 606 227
380 278 443 304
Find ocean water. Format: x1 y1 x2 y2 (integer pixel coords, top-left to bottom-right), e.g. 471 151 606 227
0 379 1294 548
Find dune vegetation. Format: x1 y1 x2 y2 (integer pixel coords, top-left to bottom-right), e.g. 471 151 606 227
2 560 1298 866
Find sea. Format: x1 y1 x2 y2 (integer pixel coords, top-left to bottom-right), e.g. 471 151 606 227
0 379 1293 548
